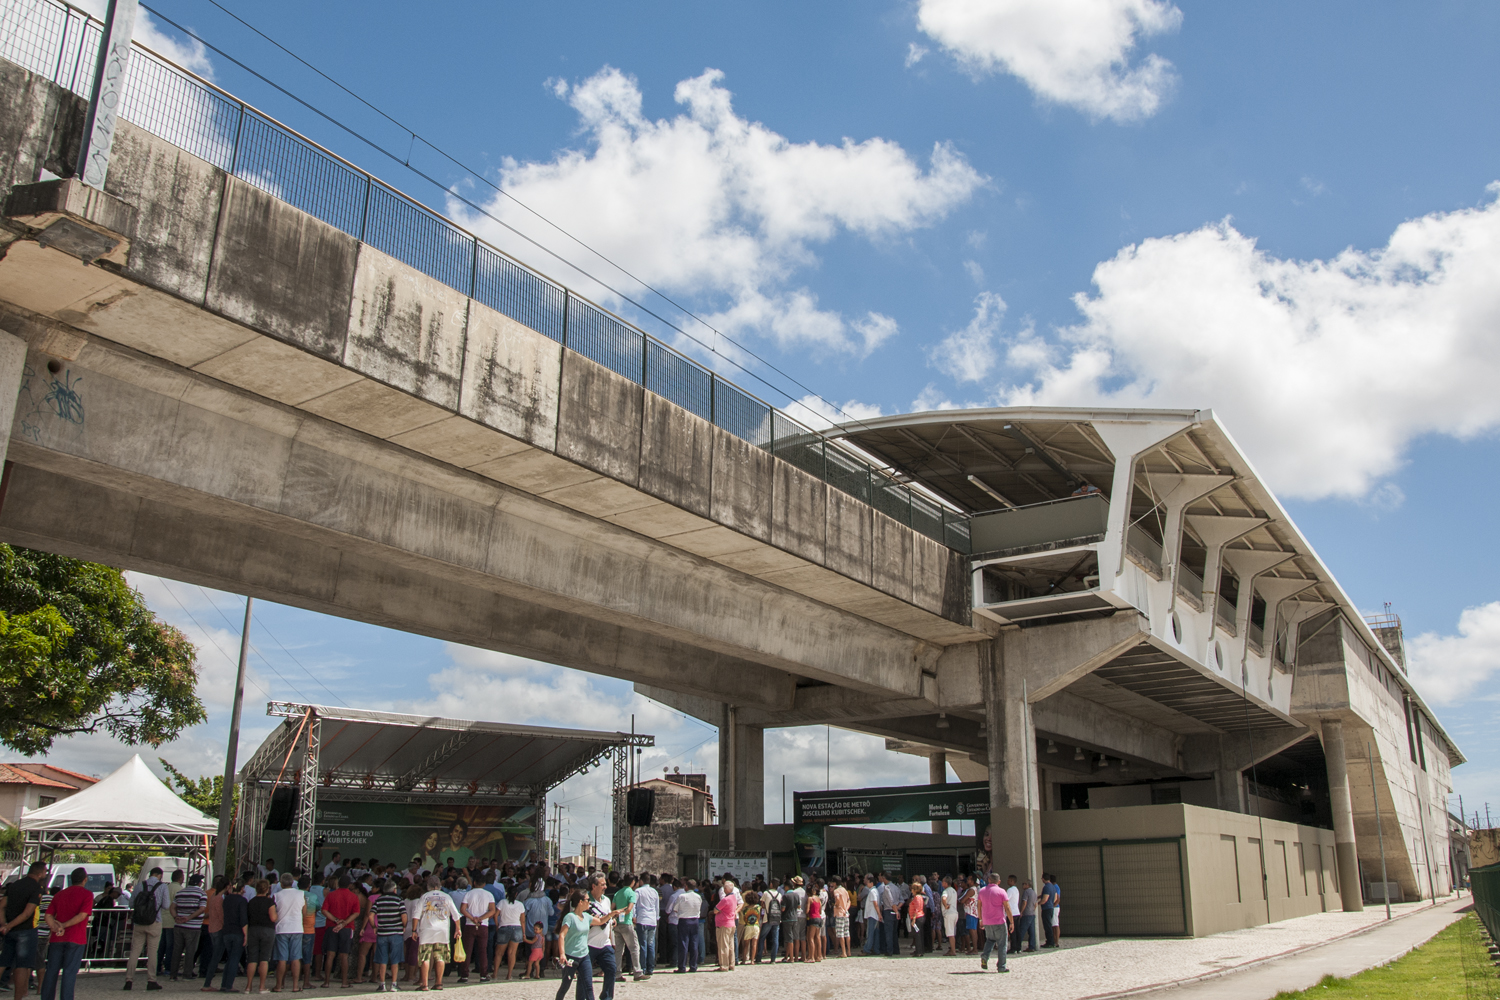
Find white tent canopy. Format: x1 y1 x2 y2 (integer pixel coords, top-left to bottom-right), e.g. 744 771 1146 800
21 754 217 836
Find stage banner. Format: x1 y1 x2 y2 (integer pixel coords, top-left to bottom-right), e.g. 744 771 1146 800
312 801 538 868
794 781 989 826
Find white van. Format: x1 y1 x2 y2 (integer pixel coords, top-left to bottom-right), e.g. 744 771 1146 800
44 863 117 894
135 856 210 886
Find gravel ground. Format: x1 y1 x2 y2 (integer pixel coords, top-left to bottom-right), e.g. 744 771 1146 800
54 897 1449 1000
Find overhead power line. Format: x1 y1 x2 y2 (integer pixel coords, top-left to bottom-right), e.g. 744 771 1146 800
142 0 887 436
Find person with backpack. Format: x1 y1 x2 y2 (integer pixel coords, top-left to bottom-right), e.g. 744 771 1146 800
123 868 170 990
756 882 780 963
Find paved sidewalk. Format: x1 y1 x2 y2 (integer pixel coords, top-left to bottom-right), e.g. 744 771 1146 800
54 897 1467 1000
1125 896 1471 999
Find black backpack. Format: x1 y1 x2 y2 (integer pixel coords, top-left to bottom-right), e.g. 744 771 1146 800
131 883 160 925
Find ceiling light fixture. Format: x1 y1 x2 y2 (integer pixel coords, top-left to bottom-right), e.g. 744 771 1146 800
936 713 951 730
1046 740 1057 754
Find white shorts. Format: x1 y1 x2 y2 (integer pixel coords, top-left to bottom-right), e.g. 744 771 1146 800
1051 907 1061 928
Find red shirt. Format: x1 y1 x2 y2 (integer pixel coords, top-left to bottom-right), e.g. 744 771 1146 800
322 888 361 929
48 886 93 946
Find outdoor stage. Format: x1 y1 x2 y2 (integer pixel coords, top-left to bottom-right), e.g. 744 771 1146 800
236 702 652 873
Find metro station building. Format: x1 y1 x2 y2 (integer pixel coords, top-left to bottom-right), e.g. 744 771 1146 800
653 409 1460 936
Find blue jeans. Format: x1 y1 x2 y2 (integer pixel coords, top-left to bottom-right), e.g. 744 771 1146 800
1016 914 1036 951
676 920 700 972
980 924 1008 970
637 925 656 975
758 923 779 962
587 945 615 1000
554 955 592 1000
41 941 83 1000
199 931 218 981
206 929 244 990
156 927 174 975
882 912 898 955
862 917 880 954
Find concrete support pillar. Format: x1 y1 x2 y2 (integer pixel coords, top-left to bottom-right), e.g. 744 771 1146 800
0 331 29 473
735 722 764 831
1320 718 1365 912
981 635 1040 883
718 706 764 844
1213 768 1245 813
929 751 948 834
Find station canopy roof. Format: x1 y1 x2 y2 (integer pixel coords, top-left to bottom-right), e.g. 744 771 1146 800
242 703 652 801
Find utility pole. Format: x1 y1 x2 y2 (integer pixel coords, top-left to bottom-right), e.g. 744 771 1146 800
1369 742 1390 920
214 597 252 875
76 0 138 190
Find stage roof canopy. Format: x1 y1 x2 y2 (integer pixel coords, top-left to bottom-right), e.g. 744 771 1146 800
241 703 653 803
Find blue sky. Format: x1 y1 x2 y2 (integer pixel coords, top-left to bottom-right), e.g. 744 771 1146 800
34 0 1500 852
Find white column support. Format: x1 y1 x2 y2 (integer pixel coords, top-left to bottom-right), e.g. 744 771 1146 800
1089 420 1200 583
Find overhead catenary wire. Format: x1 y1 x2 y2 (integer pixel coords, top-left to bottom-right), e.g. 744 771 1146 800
193 584 347 707
153 579 275 702
140 0 893 441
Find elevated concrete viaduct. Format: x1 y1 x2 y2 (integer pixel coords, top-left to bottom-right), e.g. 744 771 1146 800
0 20 1462 927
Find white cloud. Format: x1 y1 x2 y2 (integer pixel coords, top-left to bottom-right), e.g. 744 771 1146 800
764 728 932 829
930 291 1006 383
997 185 1500 499
963 259 985 284
784 393 883 431
917 0 1181 122
906 43 930 68
67 0 215 78
452 67 983 359
1409 603 1500 706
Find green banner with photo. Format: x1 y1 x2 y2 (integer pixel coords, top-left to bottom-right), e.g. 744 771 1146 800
794 781 989 826
262 800 539 871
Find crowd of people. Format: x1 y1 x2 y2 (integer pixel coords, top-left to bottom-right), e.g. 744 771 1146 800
0 853 1063 1000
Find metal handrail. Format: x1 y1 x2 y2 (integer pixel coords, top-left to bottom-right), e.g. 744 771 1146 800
0 0 973 552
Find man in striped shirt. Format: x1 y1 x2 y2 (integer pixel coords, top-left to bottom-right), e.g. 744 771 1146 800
370 882 407 993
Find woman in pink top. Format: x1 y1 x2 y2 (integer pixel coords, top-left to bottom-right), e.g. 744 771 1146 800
714 884 740 971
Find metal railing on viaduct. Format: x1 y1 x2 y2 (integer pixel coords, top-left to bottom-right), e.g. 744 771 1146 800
0 0 975 553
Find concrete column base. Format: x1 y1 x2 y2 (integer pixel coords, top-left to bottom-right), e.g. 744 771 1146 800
1336 840 1364 912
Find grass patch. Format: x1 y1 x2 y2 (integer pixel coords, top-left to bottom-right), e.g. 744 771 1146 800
1271 914 1498 999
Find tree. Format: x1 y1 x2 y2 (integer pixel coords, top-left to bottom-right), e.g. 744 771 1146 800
0 545 204 755
159 758 235 818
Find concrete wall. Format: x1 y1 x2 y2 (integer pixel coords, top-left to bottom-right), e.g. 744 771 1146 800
1291 612 1455 900
0 60 977 657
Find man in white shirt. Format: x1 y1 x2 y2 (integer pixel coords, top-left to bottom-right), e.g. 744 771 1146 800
271 874 306 992
459 881 496 982
414 877 462 989
670 880 703 974
1005 876 1021 953
634 877 659 977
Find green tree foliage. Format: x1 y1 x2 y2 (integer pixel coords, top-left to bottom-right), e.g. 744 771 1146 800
159 758 234 818
0 545 204 755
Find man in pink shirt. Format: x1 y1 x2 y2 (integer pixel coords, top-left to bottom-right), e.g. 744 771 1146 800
713 882 739 972
976 877 1012 974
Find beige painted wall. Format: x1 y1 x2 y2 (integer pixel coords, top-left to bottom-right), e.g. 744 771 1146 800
1041 804 1338 937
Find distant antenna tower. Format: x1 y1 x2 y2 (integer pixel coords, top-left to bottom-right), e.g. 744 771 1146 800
1363 602 1406 673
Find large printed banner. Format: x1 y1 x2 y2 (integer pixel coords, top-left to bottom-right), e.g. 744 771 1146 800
308 801 539 867
794 782 990 826
793 782 992 877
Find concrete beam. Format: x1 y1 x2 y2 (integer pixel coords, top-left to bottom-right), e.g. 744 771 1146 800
0 342 942 696
935 612 1150 708
0 464 808 711
1031 689 1181 770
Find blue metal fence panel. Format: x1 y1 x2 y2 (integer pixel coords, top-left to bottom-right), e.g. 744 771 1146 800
232 111 368 237
713 378 772 447
566 296 644 383
472 244 566 343
364 184 476 292
645 340 713 421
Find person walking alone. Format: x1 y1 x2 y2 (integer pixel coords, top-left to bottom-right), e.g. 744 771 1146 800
977 877 1011 974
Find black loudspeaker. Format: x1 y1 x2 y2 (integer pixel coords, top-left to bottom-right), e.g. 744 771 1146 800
265 787 298 831
626 788 655 827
